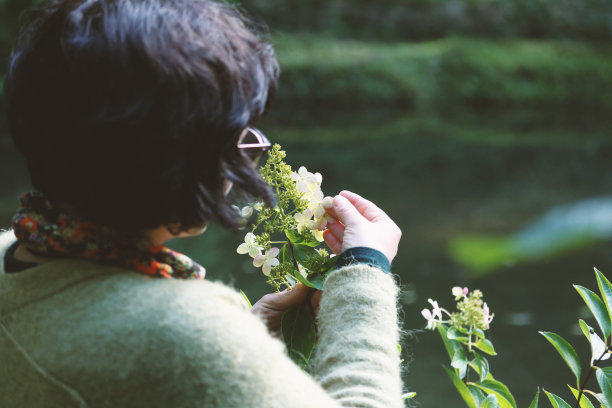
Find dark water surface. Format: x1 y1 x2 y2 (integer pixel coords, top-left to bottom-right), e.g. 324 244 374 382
2 109 612 406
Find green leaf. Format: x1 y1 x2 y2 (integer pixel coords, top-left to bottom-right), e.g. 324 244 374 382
474 339 497 356
539 331 581 385
443 366 477 408
544 390 573 408
447 326 470 343
281 305 316 369
575 284 611 341
292 243 317 264
307 274 325 290
473 379 517 408
290 267 319 289
471 352 490 382
468 385 486 406
578 320 609 365
481 394 499 408
472 328 486 340
569 385 596 408
596 367 612 407
318 255 337 274
239 289 252 308
285 229 319 247
528 387 540 408
578 319 592 340
437 324 462 360
583 390 607 407
595 268 612 335
451 348 468 379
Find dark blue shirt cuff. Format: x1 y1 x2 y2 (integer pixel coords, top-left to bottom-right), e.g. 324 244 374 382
335 247 391 274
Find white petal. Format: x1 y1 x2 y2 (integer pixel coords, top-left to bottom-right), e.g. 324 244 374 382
241 206 253 218
305 220 318 230
267 247 280 258
244 232 256 244
248 247 262 258
421 309 432 320
314 172 322 184
253 255 265 267
322 196 334 209
315 216 328 230
296 180 308 193
313 205 325 219
262 262 272 276
237 243 250 254
312 229 324 242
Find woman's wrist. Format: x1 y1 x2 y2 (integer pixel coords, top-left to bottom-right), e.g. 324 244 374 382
334 247 391 274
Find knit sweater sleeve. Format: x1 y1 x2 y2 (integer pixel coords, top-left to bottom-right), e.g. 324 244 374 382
191 264 404 408
310 264 404 407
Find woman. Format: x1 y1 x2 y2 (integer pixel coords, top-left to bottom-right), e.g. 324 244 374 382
0 0 405 407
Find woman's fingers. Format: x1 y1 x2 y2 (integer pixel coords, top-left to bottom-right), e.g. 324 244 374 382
326 220 344 242
339 190 387 222
323 229 343 254
310 290 322 316
327 190 402 262
257 283 310 311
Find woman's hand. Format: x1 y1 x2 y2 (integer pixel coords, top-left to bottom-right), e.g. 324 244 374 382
323 190 401 263
251 284 322 338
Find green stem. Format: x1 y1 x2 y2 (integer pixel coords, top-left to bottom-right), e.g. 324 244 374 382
287 241 302 274
574 345 611 408
464 326 473 384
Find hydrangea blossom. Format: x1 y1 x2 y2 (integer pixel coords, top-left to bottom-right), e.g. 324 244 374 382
294 209 314 232
235 145 335 291
421 309 438 330
452 286 469 300
421 298 446 330
253 247 280 276
236 232 263 258
291 166 322 194
232 205 254 219
482 302 494 329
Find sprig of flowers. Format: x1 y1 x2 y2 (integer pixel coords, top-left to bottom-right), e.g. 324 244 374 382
421 287 498 395
421 287 494 332
236 144 335 292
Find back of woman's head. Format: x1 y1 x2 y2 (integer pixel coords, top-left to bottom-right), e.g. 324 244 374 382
5 0 278 231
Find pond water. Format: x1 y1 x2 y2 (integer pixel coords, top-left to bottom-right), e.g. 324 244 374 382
1 108 612 406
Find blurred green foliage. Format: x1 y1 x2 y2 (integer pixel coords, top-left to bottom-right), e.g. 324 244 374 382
273 35 612 112
2 0 612 116
241 0 612 42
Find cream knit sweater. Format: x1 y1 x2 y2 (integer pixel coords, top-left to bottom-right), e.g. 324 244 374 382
0 230 404 407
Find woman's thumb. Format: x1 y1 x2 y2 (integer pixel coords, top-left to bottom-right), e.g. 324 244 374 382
333 195 361 226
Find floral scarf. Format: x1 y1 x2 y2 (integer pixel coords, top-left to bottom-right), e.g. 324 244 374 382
12 192 206 279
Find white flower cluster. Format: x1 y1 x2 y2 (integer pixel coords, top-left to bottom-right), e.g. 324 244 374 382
421 287 494 331
236 166 333 277
291 166 334 242
237 232 279 276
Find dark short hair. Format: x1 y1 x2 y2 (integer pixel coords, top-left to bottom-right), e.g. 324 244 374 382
5 0 278 231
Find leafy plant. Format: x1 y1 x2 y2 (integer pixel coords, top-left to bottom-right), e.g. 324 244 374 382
422 268 612 407
236 144 335 367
